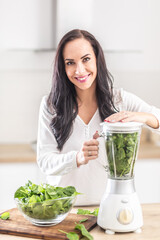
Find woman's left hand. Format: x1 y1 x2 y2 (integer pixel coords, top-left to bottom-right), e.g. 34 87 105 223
104 111 159 129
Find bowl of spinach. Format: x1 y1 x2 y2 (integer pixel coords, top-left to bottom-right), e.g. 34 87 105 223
14 181 79 226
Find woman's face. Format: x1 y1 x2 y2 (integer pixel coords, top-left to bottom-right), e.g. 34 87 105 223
63 38 97 91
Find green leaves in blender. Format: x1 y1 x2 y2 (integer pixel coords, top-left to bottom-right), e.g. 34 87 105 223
105 132 139 178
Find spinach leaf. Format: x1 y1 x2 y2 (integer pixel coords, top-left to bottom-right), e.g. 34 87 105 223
66 232 79 240
0 212 10 220
79 218 88 223
59 219 93 240
77 209 91 215
75 224 93 240
59 230 79 240
77 208 99 216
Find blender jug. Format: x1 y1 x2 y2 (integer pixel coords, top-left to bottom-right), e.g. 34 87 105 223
97 121 143 234
102 122 142 180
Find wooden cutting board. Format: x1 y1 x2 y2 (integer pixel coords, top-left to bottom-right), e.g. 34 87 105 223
0 208 97 239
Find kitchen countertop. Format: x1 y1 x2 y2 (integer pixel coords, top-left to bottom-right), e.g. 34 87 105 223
0 203 160 240
0 141 160 163
75 204 160 240
0 144 36 163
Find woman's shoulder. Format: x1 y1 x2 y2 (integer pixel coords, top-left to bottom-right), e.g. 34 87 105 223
112 88 143 111
113 88 140 102
40 95 56 116
40 95 48 105
40 95 48 111
112 87 124 105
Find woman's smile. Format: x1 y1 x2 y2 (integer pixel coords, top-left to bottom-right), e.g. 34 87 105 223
75 73 91 83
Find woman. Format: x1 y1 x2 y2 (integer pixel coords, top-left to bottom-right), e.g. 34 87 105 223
37 29 160 205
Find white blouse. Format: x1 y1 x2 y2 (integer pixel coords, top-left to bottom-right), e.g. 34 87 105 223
37 88 160 206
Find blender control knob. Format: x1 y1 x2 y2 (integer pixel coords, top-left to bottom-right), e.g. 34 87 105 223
117 208 133 225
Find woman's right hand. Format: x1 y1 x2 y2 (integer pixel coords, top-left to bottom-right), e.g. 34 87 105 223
76 139 99 167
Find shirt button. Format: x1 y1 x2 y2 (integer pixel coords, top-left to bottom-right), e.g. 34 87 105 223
85 127 89 137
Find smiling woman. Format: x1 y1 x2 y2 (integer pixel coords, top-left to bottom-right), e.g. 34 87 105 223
36 29 160 206
46 29 115 152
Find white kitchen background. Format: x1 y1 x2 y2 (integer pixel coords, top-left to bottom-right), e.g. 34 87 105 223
0 0 160 209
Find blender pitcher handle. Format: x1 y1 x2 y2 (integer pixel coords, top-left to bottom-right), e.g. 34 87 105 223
93 131 109 172
93 131 105 139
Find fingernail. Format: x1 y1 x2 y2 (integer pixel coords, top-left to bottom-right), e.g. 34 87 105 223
111 120 115 122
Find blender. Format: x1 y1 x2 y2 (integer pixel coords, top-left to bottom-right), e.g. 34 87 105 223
97 121 143 234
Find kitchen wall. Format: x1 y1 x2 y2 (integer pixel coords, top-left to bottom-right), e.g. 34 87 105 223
0 0 160 143
0 51 53 143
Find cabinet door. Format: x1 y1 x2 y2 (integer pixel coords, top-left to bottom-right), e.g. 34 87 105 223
0 0 56 50
135 160 160 203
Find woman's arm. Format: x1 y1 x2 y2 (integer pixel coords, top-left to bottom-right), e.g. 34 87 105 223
37 97 100 175
37 96 78 176
105 111 159 129
105 89 160 130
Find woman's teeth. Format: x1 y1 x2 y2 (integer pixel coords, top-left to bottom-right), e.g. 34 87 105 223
78 76 86 80
76 74 90 82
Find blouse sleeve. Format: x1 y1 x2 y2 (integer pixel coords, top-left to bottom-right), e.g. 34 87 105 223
37 96 78 176
120 88 160 132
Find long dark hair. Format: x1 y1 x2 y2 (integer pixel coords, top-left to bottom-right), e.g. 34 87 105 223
47 29 116 151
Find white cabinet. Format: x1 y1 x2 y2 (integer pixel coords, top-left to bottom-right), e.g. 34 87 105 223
56 0 145 51
0 0 56 50
0 162 45 209
135 159 160 203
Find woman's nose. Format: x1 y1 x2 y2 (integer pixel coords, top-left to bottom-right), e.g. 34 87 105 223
75 62 85 75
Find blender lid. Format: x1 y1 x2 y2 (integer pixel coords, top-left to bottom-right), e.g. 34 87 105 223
100 121 143 131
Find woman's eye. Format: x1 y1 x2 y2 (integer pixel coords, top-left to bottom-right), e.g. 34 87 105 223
83 57 90 62
66 61 74 66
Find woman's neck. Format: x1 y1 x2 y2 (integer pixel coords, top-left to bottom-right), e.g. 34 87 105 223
76 83 97 107
77 91 97 106
76 87 98 124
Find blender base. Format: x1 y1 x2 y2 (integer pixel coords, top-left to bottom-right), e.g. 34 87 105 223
105 229 115 235
105 228 142 235
134 228 142 234
97 179 143 234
